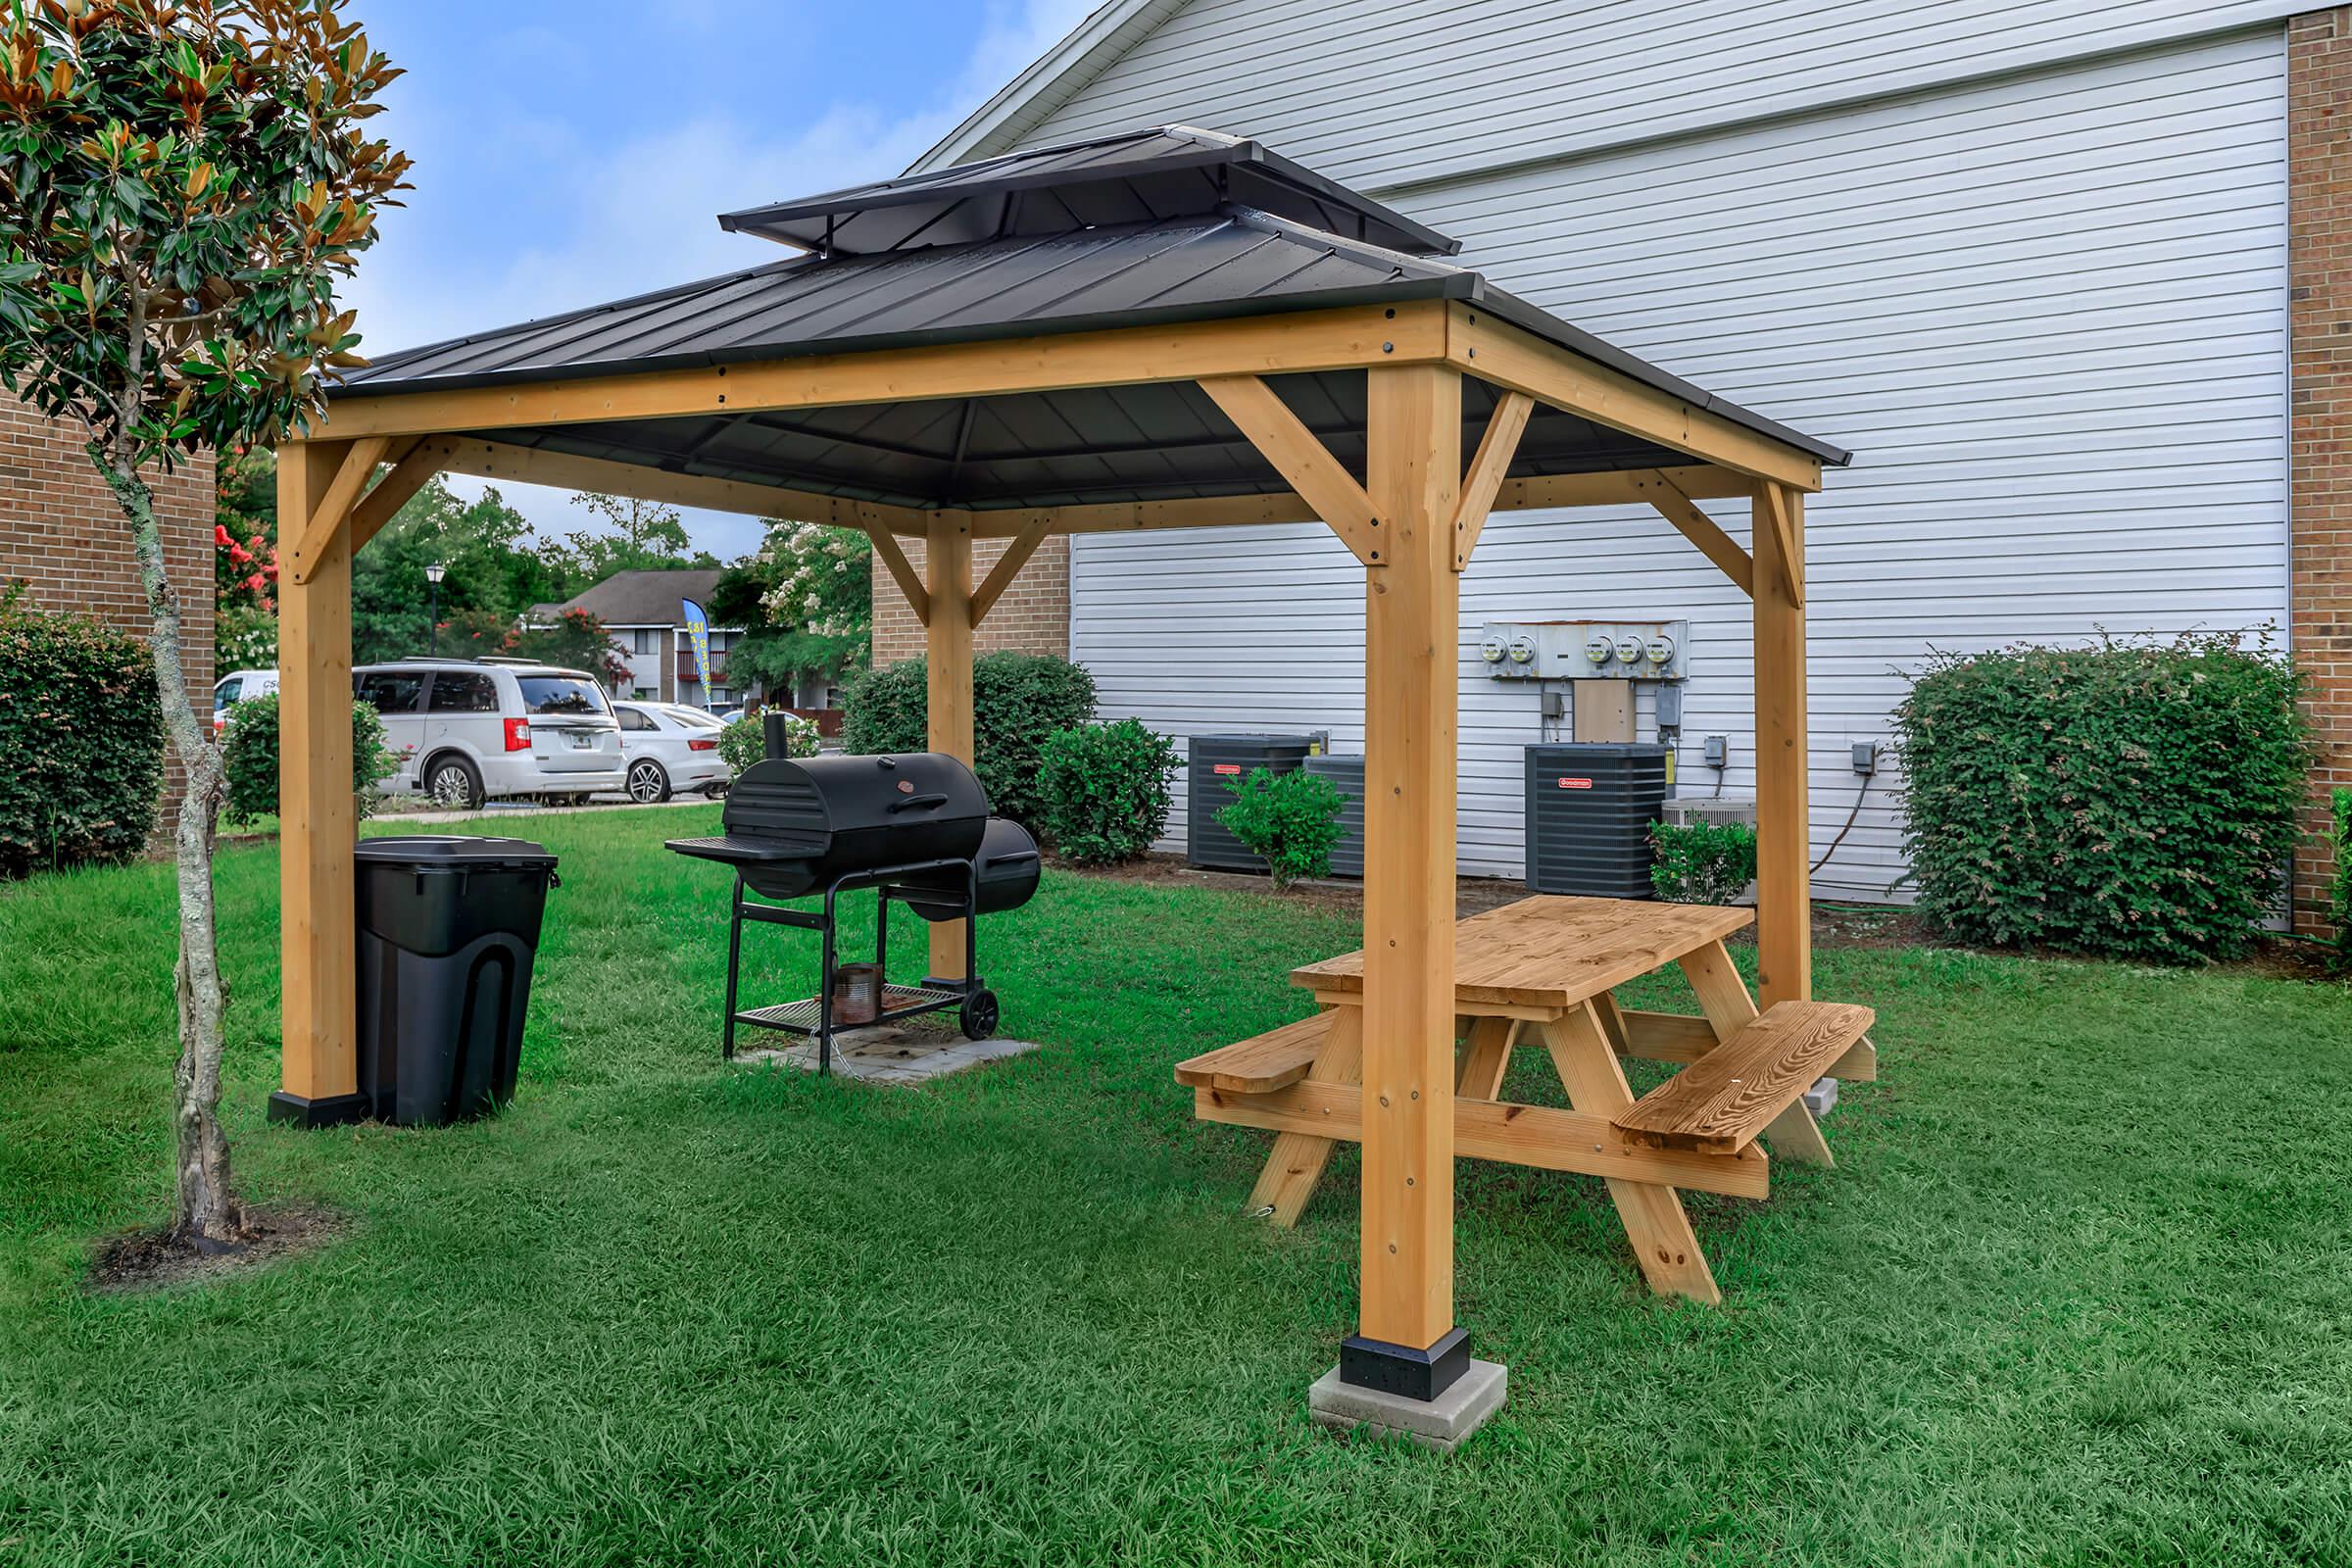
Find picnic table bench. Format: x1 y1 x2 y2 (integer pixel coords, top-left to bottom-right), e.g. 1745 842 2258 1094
1175 896 1875 1302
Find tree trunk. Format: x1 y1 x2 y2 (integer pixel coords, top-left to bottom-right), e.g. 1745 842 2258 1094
97 444 243 1248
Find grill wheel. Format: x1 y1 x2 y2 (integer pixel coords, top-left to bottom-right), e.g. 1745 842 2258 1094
958 988 999 1042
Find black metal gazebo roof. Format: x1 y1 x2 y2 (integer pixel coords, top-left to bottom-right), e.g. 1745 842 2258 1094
336 126 1848 515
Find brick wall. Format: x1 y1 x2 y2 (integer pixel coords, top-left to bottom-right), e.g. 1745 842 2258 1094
871 530 1071 665
0 390 218 811
2292 8 2352 933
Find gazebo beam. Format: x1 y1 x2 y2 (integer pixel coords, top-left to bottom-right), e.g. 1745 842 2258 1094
311 302 1450 442
1750 480 1812 1009
1449 305 1823 492
432 437 937 536
958 464 1750 539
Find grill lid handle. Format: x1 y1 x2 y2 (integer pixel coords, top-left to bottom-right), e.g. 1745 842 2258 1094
886 791 950 813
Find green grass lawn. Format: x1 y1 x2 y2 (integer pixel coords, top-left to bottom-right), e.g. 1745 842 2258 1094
6 808 2352 1566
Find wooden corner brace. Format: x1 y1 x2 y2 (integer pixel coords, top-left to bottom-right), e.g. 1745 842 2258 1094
286 434 453 584
866 522 930 625
1198 374 1385 566
970 514 1051 626
1753 480 1804 606
1644 469 1755 598
1451 390 1533 569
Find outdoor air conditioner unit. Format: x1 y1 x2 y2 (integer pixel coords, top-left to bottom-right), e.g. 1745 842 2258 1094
1186 733 1316 871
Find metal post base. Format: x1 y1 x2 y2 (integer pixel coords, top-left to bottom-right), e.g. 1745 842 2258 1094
1340 1326 1471 1401
266 1090 370 1129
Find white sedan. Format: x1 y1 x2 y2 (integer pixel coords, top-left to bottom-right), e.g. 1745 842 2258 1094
613 702 733 803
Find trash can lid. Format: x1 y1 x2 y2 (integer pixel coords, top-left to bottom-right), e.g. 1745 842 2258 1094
355 834 558 869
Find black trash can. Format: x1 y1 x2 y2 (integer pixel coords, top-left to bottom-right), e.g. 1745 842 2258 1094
355 835 560 1125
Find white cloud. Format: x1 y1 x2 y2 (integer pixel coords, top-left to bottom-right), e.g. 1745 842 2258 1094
345 0 1102 561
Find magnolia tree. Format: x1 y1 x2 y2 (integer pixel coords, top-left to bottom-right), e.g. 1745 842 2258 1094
0 0 407 1245
710 520 872 698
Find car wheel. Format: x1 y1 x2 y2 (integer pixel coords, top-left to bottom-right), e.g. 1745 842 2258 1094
424 755 484 811
626 760 671 804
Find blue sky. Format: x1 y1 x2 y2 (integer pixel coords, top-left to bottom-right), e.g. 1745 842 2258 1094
345 0 1096 559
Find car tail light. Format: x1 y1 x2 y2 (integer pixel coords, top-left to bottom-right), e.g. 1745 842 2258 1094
687 738 717 753
504 718 532 752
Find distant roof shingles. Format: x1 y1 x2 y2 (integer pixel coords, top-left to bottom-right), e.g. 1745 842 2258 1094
336 126 1848 514
539 568 725 628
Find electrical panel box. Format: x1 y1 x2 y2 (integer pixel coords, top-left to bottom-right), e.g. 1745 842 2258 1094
1479 619 1690 681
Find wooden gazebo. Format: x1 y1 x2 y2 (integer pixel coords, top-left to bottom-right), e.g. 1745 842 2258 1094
272 127 1849 1421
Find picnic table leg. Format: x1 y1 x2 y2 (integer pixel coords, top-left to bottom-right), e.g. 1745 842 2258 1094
1453 1015 1519 1099
1246 1006 1364 1227
1679 941 1834 1167
1536 1002 1720 1304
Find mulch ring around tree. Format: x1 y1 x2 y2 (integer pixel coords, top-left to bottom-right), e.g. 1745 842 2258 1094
85 1204 349 1296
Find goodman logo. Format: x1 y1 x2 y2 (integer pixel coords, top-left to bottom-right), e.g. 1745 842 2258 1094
1556 776 1593 789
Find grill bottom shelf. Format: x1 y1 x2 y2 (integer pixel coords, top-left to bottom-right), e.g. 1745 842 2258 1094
734 983 965 1036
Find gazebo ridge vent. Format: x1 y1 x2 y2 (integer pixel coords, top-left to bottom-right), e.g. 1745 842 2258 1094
272 122 1850 1423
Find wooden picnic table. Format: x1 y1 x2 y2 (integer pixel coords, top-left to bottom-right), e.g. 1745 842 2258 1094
1176 895 1876 1303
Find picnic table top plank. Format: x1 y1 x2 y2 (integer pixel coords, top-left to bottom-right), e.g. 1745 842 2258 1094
1292 895 1753 1009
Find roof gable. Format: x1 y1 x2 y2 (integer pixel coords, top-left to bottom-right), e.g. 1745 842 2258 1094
913 0 1190 175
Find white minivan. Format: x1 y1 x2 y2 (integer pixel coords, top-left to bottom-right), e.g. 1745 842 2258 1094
213 667 278 733
355 658 624 808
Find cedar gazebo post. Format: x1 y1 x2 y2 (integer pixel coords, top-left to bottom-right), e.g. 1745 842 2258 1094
1750 482 1811 1008
270 437 367 1126
924 510 976 982
265 121 1855 1448
1350 362 1468 1388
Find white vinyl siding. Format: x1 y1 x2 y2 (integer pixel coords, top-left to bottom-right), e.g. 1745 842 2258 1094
1063 27 2290 899
1012 0 2301 193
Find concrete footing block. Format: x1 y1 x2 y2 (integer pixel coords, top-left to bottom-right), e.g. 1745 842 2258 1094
1307 1358 1507 1453
1803 1076 1839 1117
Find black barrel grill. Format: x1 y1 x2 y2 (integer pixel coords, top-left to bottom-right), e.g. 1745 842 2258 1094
666 751 1040 1070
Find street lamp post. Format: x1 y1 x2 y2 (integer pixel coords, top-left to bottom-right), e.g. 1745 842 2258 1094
424 562 445 656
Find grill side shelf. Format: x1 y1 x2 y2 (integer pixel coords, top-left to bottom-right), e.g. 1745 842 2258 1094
664 834 820 865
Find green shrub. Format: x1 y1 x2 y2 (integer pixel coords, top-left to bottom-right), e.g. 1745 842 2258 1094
1038 718 1179 864
220 691 401 826
717 711 815 771
1893 631 2314 962
1215 765 1346 889
840 653 1097 826
0 593 163 876
1650 819 1757 905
